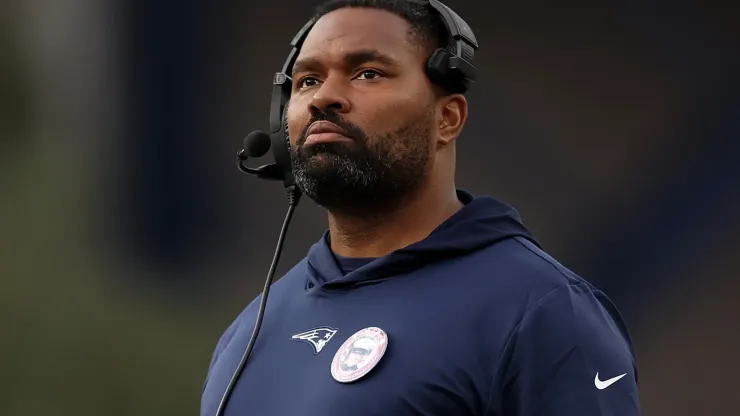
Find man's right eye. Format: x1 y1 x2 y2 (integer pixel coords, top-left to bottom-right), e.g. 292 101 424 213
298 77 320 89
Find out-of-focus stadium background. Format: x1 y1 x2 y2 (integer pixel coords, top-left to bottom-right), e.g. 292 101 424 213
1 0 738 414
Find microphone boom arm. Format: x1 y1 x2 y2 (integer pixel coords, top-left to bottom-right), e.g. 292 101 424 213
236 151 282 181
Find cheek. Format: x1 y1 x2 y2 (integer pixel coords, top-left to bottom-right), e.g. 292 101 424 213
364 80 429 122
358 95 428 136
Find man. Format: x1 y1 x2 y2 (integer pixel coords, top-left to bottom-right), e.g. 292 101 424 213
201 0 641 415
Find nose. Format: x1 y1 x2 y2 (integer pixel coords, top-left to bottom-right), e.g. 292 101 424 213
309 77 351 115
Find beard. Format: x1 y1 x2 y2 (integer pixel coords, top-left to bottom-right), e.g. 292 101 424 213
289 105 434 216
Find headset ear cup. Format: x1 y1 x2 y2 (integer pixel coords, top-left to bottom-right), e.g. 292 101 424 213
279 99 297 186
426 48 468 94
426 48 450 87
277 99 291 165
268 97 295 186
282 100 290 146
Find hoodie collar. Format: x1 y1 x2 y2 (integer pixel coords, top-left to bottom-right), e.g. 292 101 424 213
305 190 539 291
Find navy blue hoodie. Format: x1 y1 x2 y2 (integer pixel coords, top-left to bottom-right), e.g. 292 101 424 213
201 190 641 415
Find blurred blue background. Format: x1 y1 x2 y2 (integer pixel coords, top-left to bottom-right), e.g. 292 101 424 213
1 0 738 414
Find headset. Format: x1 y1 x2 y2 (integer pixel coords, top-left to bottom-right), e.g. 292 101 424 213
217 1 478 414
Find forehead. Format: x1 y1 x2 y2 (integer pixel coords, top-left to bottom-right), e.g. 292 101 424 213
297 8 421 64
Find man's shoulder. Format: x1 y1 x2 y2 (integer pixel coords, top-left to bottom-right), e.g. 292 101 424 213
451 234 623 343
473 235 591 299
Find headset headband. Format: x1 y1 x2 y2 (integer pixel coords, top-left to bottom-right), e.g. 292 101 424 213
428 0 478 82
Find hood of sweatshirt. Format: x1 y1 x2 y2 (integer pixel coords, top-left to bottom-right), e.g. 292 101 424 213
305 190 539 291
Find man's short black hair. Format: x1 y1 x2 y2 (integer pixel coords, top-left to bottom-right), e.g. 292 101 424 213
312 0 452 59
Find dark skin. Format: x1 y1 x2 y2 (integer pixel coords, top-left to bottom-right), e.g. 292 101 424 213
287 7 468 258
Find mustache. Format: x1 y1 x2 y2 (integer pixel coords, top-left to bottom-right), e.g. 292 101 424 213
297 110 366 146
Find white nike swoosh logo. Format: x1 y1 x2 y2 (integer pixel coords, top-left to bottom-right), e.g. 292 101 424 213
594 372 627 390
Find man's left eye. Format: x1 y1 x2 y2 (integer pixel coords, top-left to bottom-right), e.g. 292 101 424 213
356 70 382 80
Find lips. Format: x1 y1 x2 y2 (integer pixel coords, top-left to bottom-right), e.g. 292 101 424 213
304 121 352 147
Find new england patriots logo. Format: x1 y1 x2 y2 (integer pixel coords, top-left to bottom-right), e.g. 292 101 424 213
290 327 338 355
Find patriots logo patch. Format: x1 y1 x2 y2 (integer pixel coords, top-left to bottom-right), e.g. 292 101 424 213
290 327 338 355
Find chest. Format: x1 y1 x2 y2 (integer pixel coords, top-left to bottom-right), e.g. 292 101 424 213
202 281 496 416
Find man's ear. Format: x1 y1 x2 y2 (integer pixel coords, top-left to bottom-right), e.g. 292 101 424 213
437 94 468 146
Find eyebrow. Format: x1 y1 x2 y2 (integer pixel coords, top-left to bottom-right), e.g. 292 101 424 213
291 49 402 77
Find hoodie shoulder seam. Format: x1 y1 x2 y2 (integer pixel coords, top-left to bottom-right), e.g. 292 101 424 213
511 236 578 285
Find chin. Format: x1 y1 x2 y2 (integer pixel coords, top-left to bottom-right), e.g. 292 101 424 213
303 153 343 172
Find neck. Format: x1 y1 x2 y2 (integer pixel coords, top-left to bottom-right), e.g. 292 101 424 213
327 182 463 258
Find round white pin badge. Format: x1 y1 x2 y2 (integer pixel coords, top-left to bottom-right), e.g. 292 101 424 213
331 327 388 383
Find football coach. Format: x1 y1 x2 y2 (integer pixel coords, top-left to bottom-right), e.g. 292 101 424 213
201 0 642 415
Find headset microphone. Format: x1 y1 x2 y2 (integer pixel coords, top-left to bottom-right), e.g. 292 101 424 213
217 1 477 414
241 130 272 159
236 131 284 181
